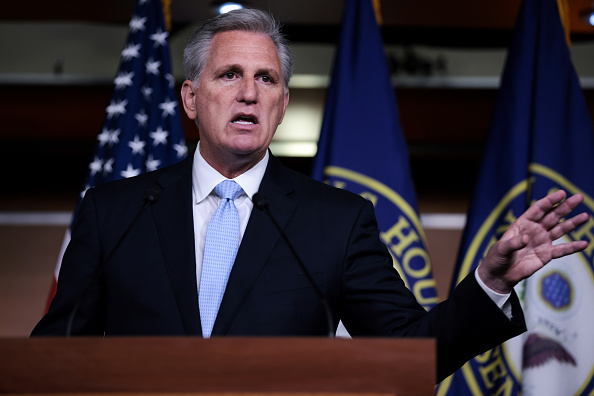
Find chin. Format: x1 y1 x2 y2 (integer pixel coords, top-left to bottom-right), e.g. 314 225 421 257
229 138 269 156
234 147 267 159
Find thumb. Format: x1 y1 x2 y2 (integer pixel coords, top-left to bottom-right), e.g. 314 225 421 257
498 234 528 257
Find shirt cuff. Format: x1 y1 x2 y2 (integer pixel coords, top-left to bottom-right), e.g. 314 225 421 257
474 269 513 320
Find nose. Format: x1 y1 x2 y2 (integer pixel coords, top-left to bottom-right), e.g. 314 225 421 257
237 77 258 104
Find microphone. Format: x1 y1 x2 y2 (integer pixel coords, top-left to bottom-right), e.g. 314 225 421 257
252 193 335 338
65 183 163 336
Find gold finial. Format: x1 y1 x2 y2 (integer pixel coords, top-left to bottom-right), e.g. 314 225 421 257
161 0 172 32
556 0 571 46
371 0 383 26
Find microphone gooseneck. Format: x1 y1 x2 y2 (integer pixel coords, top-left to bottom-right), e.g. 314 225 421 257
65 183 164 336
253 192 335 338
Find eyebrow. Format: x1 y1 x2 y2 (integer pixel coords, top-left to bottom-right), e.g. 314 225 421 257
215 64 281 80
214 64 242 75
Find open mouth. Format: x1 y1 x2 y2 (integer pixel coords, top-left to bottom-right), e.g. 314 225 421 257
232 114 258 125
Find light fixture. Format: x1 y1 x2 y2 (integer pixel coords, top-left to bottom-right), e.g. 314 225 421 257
215 2 245 15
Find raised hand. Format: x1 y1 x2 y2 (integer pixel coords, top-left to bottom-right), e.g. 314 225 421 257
477 190 589 294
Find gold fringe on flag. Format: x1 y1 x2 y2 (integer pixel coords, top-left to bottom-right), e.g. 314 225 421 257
371 0 383 26
556 0 571 46
161 0 172 32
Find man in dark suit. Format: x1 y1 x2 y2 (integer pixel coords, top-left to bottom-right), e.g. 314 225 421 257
32 8 589 382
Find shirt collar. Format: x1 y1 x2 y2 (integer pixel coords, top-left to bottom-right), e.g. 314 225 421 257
192 141 269 203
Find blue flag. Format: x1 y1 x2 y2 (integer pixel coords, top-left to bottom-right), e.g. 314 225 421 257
311 0 438 310
46 0 187 309
438 0 594 394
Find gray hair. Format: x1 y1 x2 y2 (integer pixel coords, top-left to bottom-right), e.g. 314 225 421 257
183 8 293 93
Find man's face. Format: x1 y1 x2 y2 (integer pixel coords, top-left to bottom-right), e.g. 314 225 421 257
182 30 289 170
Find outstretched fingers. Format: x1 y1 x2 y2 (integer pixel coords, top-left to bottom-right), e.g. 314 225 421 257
527 192 589 258
542 193 585 230
521 189 567 223
549 211 589 240
551 239 589 260
479 191 590 293
522 191 584 229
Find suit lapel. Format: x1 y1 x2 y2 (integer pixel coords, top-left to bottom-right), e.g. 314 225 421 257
151 156 202 335
212 155 296 335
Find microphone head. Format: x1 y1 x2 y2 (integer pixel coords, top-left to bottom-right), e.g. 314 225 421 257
145 184 164 204
253 192 269 210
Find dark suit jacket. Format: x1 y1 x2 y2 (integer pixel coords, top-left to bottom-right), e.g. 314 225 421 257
32 152 526 381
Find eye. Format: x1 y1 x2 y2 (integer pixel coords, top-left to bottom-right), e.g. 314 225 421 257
221 72 236 80
260 75 273 83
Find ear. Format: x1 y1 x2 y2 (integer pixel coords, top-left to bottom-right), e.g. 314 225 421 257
181 80 198 120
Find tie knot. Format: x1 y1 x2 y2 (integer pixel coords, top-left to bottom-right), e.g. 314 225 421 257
214 180 243 201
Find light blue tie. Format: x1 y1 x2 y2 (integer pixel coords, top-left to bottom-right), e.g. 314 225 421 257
199 180 243 338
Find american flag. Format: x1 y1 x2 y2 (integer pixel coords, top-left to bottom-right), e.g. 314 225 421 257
46 0 187 310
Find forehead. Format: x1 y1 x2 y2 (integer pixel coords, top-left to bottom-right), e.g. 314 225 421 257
207 30 282 71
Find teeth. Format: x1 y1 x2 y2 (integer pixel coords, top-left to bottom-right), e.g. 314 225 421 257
233 120 254 125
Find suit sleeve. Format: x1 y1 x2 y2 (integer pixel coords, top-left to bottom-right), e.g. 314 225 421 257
339 199 526 382
31 189 106 336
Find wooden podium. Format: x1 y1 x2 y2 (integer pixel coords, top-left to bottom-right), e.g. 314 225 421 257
0 337 435 395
